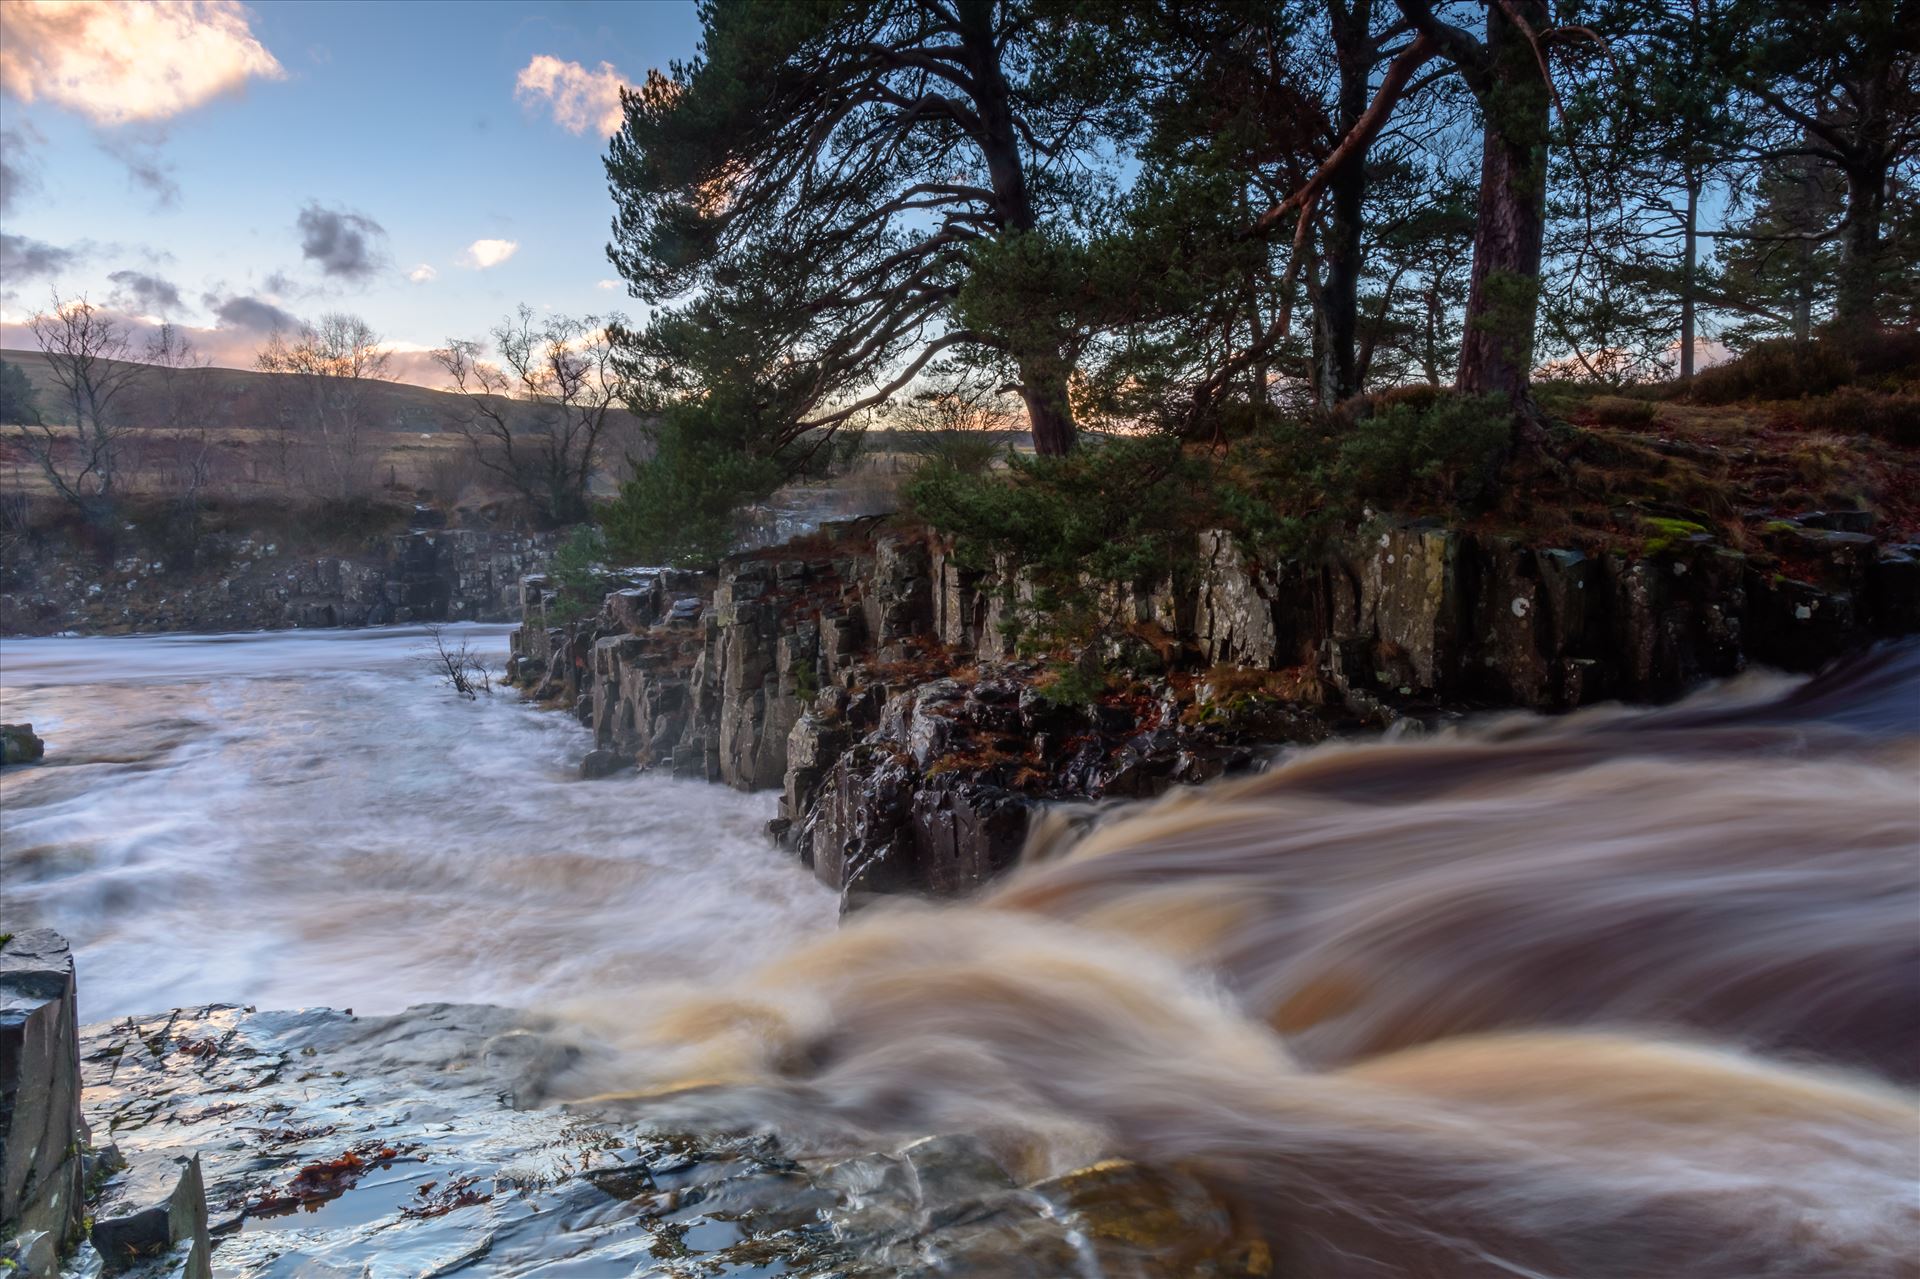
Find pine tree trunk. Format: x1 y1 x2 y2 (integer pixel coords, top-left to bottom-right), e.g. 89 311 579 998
1315 158 1366 408
957 0 1076 454
1245 270 1270 408
1455 0 1551 429
1018 360 1077 456
1680 175 1699 380
1834 162 1887 334
1314 4 1373 409
1423 285 1443 386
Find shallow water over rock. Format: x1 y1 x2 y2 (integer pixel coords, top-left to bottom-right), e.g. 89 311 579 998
75 1002 1242 1278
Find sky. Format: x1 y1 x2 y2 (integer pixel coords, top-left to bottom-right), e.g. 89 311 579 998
0 0 704 383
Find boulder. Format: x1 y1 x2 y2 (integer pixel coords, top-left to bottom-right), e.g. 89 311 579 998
907 777 1031 896
89 1153 211 1279
1798 509 1874 534
579 748 627 780
1869 547 1920 635
1 725 44 767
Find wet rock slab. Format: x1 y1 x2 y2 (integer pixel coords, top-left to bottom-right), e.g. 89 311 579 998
69 1004 1259 1278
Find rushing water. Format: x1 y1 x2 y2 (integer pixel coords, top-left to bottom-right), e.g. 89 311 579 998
559 644 1920 1278
6 627 1918 1276
0 625 836 1021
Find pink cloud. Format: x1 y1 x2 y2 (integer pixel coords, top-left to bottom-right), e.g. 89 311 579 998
0 0 284 128
515 54 625 137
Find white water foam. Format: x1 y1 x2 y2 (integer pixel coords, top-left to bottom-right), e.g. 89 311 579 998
0 625 837 1020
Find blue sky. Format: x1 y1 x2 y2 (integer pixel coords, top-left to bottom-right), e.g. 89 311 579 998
0 0 704 380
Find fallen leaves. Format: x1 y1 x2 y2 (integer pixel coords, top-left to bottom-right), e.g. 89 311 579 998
245 1141 414 1217
402 1173 492 1219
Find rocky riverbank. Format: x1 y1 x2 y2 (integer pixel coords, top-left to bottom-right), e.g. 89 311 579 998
510 513 1920 906
0 519 557 636
1 928 1256 1278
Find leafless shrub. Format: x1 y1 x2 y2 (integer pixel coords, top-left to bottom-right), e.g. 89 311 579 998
257 313 394 500
889 385 1013 476
23 292 143 522
433 307 630 525
419 623 493 700
0 487 30 560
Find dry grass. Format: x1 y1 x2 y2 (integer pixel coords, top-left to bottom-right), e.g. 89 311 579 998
1484 389 1920 557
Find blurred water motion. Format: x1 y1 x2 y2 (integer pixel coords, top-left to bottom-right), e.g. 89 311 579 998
570 642 1920 1278
0 625 836 1019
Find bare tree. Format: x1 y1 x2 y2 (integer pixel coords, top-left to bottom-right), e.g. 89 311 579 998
256 313 394 500
434 306 628 526
140 324 223 550
24 292 143 522
142 323 212 430
418 623 493 700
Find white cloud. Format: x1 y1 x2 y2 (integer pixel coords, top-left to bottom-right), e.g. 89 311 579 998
408 263 437 284
0 0 284 128
462 238 518 269
595 278 620 291
515 54 625 136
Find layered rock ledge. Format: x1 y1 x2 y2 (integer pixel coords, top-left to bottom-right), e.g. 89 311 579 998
1 523 558 636
40 994 1260 1278
512 514 1919 906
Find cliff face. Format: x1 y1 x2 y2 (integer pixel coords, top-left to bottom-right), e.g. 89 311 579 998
513 516 1919 908
0 524 558 635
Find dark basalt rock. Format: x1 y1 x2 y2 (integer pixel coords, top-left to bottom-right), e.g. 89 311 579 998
1 930 88 1274
512 513 1920 905
89 1154 211 1279
1799 509 1875 533
1 724 44 766
907 777 1032 898
579 748 627 780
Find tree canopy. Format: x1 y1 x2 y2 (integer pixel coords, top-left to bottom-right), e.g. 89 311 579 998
599 0 1917 559
606 0 1138 466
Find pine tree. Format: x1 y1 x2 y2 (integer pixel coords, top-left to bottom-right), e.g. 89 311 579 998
0 359 40 426
603 0 1136 462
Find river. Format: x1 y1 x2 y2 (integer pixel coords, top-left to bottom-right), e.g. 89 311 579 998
0 625 836 1022
4 628 1916 1277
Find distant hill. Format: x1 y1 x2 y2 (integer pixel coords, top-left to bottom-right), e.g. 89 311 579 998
0 347 649 438
0 348 652 503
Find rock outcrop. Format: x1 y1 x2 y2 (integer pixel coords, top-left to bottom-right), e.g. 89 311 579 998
513 511 1920 908
88 1153 211 1279
1 930 88 1276
68 1000 1260 1278
0 527 557 636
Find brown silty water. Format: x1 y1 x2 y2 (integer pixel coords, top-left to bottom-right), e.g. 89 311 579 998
563 642 1920 1278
